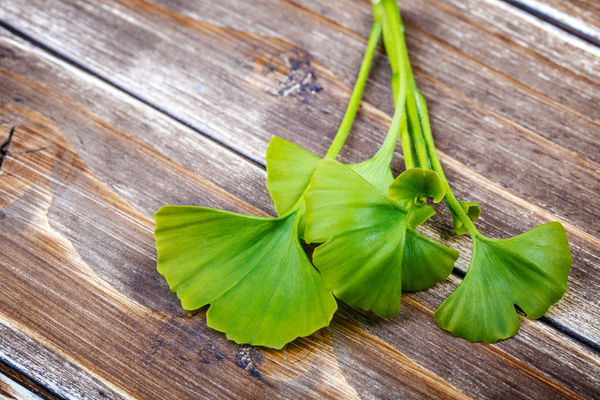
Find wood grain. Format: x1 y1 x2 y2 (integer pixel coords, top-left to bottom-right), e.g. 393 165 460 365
3 0 598 236
1 28 600 399
1 0 598 342
0 34 468 399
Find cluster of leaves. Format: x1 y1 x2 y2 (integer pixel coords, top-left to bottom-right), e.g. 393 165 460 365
154 0 572 349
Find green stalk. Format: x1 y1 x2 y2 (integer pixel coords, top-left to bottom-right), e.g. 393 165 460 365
325 20 383 159
372 0 410 168
379 0 478 236
400 118 415 169
371 86 407 167
415 93 479 236
387 4 429 171
411 93 432 169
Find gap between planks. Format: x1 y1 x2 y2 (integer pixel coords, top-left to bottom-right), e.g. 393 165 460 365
500 0 600 47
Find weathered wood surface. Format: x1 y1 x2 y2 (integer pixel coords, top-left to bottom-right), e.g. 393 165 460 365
2 0 599 338
0 0 599 398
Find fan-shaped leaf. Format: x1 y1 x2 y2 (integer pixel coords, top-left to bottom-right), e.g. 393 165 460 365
154 206 337 349
434 222 572 343
305 159 457 317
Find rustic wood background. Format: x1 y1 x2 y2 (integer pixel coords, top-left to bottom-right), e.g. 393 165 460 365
0 0 599 398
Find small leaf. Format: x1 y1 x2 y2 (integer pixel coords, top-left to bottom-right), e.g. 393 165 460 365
266 137 320 215
305 159 457 317
388 168 445 203
452 201 482 235
408 204 436 228
434 222 572 343
154 205 337 349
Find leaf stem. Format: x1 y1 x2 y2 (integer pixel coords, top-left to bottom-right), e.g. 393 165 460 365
325 20 382 159
372 87 407 167
371 0 410 168
416 93 480 237
380 0 479 236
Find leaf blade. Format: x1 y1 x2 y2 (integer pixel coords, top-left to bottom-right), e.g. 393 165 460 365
434 222 572 343
154 205 337 349
305 160 456 317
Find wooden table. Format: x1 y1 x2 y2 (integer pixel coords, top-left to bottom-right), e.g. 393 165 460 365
0 0 599 398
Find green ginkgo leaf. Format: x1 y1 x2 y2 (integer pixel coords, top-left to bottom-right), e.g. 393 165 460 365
434 222 572 343
388 167 445 203
266 135 395 214
154 206 337 349
265 136 396 238
304 159 458 317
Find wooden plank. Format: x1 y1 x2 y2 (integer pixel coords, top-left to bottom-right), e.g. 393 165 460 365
0 363 58 400
1 321 125 399
292 0 600 87
0 33 466 400
149 0 600 168
1 0 598 341
1 32 600 399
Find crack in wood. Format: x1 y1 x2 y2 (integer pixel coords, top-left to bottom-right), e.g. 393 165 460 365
0 358 64 400
0 125 16 170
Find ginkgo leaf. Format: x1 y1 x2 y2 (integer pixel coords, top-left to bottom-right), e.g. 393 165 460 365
266 136 397 214
451 201 482 235
304 159 457 317
434 222 572 343
266 136 320 216
265 136 398 238
388 167 445 204
154 206 337 349
408 204 436 228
